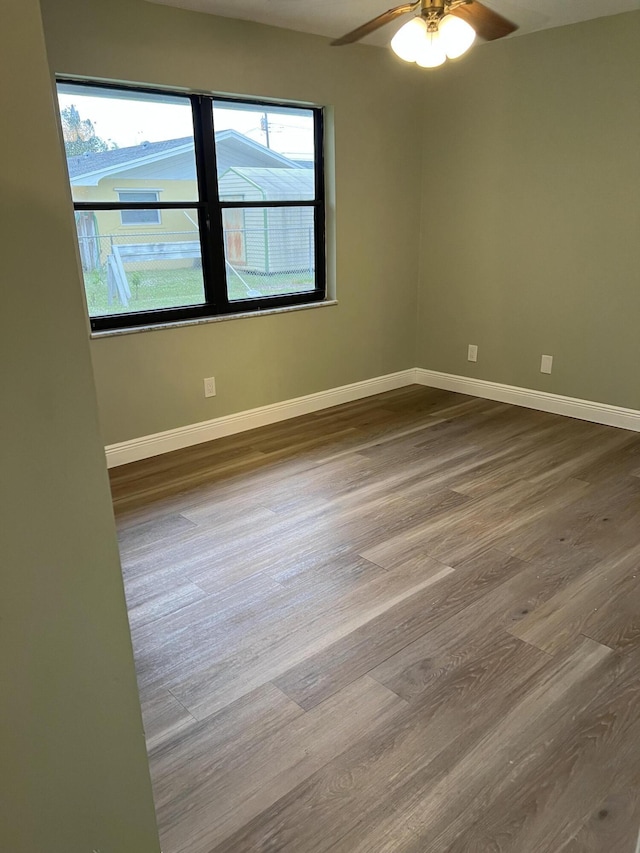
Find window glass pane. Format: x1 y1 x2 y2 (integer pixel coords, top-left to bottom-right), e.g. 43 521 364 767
118 192 161 224
74 208 205 317
120 210 162 225
222 206 316 300
118 191 160 203
214 100 316 201
56 84 198 202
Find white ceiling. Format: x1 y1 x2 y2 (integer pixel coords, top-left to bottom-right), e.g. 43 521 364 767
146 0 640 45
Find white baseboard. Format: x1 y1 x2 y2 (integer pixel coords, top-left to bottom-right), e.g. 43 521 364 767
105 369 417 467
415 368 640 433
105 366 640 468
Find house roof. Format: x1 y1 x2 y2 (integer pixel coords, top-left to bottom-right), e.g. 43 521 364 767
66 136 192 179
220 167 315 200
67 129 301 185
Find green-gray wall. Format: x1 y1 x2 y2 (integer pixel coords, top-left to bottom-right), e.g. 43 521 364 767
39 3 640 448
417 11 640 409
0 2 160 851
41 0 423 445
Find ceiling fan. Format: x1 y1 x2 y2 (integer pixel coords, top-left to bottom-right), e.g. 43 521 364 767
331 0 518 68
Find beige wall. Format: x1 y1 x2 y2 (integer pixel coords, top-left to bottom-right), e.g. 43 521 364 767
416 11 640 410
0 1 160 851
41 0 423 445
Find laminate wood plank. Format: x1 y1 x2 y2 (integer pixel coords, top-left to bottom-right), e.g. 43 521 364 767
362 386 473 416
167 497 278 531
351 400 554 475
355 429 506 497
201 454 375 517
369 551 587 702
111 448 270 514
118 418 362 512
112 394 480 527
319 392 486 439
508 547 640 655
580 579 640 653
320 446 478 515
361 475 591 570
126 580 208 631
405 402 555 455
274 548 525 709
109 390 482 517
495 473 640 569
572 432 640 484
122 563 200 610
248 424 363 462
120 505 282 588
147 436 462 564
380 419 594 504
167 557 454 719
277 418 496 512
451 421 629 498
155 677 405 853
267 546 389 591
334 637 611 853
558 782 640 853
182 452 375 521
139 689 196 752
136 548 445 693
116 511 198 554
183 485 468 592
211 634 573 853
203 452 388 520
112 457 283 530
149 682 303 812
130 571 286 692
437 649 640 853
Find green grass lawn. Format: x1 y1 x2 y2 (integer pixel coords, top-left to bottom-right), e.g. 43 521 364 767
85 266 315 316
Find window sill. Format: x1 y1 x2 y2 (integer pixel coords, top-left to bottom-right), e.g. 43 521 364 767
90 299 338 339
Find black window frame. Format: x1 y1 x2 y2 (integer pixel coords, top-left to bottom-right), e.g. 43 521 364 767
57 79 326 332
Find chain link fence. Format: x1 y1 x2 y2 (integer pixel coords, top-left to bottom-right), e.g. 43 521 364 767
77 225 315 312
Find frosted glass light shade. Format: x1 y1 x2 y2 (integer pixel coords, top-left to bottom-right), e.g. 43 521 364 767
391 17 428 62
439 14 476 59
415 30 446 68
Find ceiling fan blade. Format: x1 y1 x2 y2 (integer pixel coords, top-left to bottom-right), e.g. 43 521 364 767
331 3 419 46
449 0 518 41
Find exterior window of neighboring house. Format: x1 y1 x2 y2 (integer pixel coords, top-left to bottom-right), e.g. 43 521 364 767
118 191 161 225
56 80 326 331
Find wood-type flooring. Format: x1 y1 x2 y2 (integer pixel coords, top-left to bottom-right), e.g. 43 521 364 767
110 386 640 853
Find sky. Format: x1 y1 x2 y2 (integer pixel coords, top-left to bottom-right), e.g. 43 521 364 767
56 88 315 160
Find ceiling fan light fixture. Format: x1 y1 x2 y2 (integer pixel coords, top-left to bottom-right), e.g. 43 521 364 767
390 16 428 63
415 30 446 68
438 14 476 59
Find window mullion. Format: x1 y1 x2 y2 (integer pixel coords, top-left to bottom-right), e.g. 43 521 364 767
192 95 227 311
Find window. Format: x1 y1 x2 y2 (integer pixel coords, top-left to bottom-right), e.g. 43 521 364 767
118 192 161 225
56 81 326 331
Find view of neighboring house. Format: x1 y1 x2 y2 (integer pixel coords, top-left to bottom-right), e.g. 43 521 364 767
218 167 314 273
67 130 314 281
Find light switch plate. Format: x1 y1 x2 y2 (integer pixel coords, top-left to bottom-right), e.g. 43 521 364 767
540 355 553 374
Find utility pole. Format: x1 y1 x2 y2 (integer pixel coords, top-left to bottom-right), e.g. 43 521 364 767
260 112 271 148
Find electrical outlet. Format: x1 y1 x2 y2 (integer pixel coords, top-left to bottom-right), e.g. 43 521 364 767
540 355 553 374
468 344 478 363
204 376 216 397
